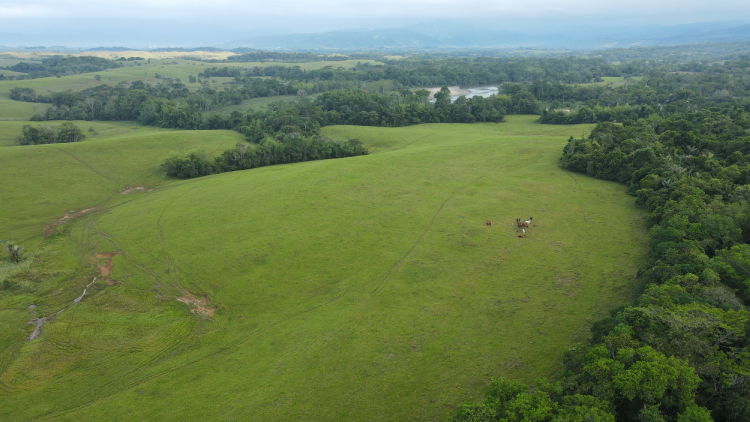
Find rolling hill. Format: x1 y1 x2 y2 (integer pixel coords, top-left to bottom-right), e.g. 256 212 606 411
0 116 648 421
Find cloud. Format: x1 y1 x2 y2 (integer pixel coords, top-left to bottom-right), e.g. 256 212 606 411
3 0 750 22
0 0 748 47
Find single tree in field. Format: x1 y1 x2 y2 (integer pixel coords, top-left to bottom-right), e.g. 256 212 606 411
3 242 23 263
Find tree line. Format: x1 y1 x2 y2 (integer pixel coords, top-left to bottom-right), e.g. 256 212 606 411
452 94 750 422
162 137 368 179
16 122 85 145
1 56 122 79
203 56 628 87
161 86 512 179
12 80 518 132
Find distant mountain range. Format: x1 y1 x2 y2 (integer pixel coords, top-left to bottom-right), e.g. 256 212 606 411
1 20 749 52
215 21 750 51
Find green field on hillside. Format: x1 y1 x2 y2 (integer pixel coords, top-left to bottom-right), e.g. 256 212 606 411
585 76 644 86
0 128 243 247
0 120 149 147
207 93 321 116
0 116 647 421
0 58 32 67
0 69 26 77
0 58 380 120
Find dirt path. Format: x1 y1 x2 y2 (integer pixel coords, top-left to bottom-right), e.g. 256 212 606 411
120 186 153 195
44 207 97 237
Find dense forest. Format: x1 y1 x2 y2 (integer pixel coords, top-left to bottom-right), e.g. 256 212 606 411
0 56 122 79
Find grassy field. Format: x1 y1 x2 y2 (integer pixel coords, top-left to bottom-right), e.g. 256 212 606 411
0 58 33 67
207 93 321 115
0 116 647 421
0 120 149 147
586 76 644 86
0 128 243 248
0 58 380 120
0 69 27 77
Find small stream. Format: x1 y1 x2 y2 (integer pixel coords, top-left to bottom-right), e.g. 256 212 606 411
28 277 98 341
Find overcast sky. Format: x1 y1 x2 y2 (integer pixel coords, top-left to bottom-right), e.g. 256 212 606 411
1 0 749 46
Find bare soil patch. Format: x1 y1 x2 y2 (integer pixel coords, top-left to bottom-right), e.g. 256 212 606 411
91 252 119 282
120 186 152 195
177 293 216 317
44 207 97 237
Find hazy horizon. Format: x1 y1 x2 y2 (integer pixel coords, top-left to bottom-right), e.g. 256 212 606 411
1 0 749 48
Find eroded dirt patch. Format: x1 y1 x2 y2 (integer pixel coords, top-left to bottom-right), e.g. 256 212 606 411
177 293 216 317
120 186 152 195
91 252 119 283
44 207 97 237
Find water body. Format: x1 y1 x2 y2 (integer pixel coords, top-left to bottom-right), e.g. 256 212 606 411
450 85 499 101
428 85 500 103
27 277 98 341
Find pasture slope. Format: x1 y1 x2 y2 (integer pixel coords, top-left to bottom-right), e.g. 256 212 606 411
0 57 380 120
0 116 648 421
0 127 243 247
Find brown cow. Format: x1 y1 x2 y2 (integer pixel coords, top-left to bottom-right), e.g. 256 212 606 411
486 220 492 226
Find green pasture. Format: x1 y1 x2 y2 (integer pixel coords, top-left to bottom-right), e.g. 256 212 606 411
0 69 27 77
0 57 39 70
0 96 48 120
207 94 321 116
585 76 644 86
0 58 380 120
0 58 31 67
0 128 243 248
0 120 147 147
0 116 647 421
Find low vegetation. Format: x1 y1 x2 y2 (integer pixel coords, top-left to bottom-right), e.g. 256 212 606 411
2 241 23 263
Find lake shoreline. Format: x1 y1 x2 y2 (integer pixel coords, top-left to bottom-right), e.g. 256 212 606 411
424 86 470 99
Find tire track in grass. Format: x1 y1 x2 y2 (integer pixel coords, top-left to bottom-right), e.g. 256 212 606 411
26 223 200 418
54 147 122 186
390 132 434 152
32 244 403 421
33 145 505 419
33 147 506 420
370 170 491 295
